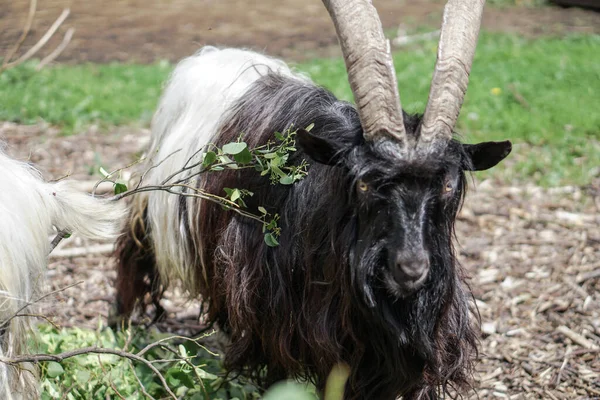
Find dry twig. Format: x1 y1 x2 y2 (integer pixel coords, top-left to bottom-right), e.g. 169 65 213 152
36 27 75 70
2 0 37 68
1 5 72 73
556 326 599 350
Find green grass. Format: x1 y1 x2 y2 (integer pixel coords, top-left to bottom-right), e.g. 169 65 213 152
486 0 547 7
0 60 171 131
1 33 599 185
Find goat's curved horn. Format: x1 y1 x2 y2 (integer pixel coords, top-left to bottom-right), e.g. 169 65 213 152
420 0 485 144
322 0 405 144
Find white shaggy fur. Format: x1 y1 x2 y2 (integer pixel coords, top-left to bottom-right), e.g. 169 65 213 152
143 47 306 294
0 145 123 399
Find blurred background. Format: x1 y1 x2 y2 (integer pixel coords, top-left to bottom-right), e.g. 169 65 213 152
0 1 599 399
1 0 599 63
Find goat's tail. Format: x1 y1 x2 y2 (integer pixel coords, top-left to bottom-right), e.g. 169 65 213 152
46 180 125 241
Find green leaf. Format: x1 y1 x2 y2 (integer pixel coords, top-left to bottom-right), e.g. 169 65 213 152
203 151 217 167
75 369 90 383
234 148 253 164
230 189 241 203
178 344 187 358
263 152 278 159
264 233 279 247
114 182 127 195
197 368 219 380
45 362 64 378
263 382 315 400
171 369 196 389
270 165 286 178
98 167 110 178
324 364 350 400
274 131 285 141
305 123 315 132
254 158 265 171
167 373 181 387
41 379 61 397
258 206 267 215
279 175 294 185
222 142 248 155
219 155 238 169
269 156 281 168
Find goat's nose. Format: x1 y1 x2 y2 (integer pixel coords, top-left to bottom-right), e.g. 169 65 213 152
393 252 429 283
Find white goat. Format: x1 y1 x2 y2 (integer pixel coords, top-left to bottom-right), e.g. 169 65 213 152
0 143 123 399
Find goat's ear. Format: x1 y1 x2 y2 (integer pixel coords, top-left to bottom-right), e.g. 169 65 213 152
296 128 345 166
462 140 512 171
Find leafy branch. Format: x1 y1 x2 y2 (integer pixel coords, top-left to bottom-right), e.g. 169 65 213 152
50 126 310 254
3 345 179 399
93 126 310 248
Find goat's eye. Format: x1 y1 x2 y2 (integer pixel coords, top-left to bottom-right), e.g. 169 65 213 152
443 179 454 194
357 180 369 192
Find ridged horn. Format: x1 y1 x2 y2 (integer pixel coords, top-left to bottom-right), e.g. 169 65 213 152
420 0 485 144
322 0 406 144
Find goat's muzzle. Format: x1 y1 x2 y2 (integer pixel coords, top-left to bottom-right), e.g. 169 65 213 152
392 251 430 294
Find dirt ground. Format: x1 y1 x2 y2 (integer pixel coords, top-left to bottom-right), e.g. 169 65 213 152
1 0 600 63
1 121 599 398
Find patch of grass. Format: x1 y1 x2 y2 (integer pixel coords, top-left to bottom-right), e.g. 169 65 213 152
1 33 599 185
486 0 547 7
0 60 171 133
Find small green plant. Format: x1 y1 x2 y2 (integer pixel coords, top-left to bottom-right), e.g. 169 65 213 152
33 323 262 399
29 323 349 399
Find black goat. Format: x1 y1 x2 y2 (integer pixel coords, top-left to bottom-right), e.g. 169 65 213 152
115 0 512 398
